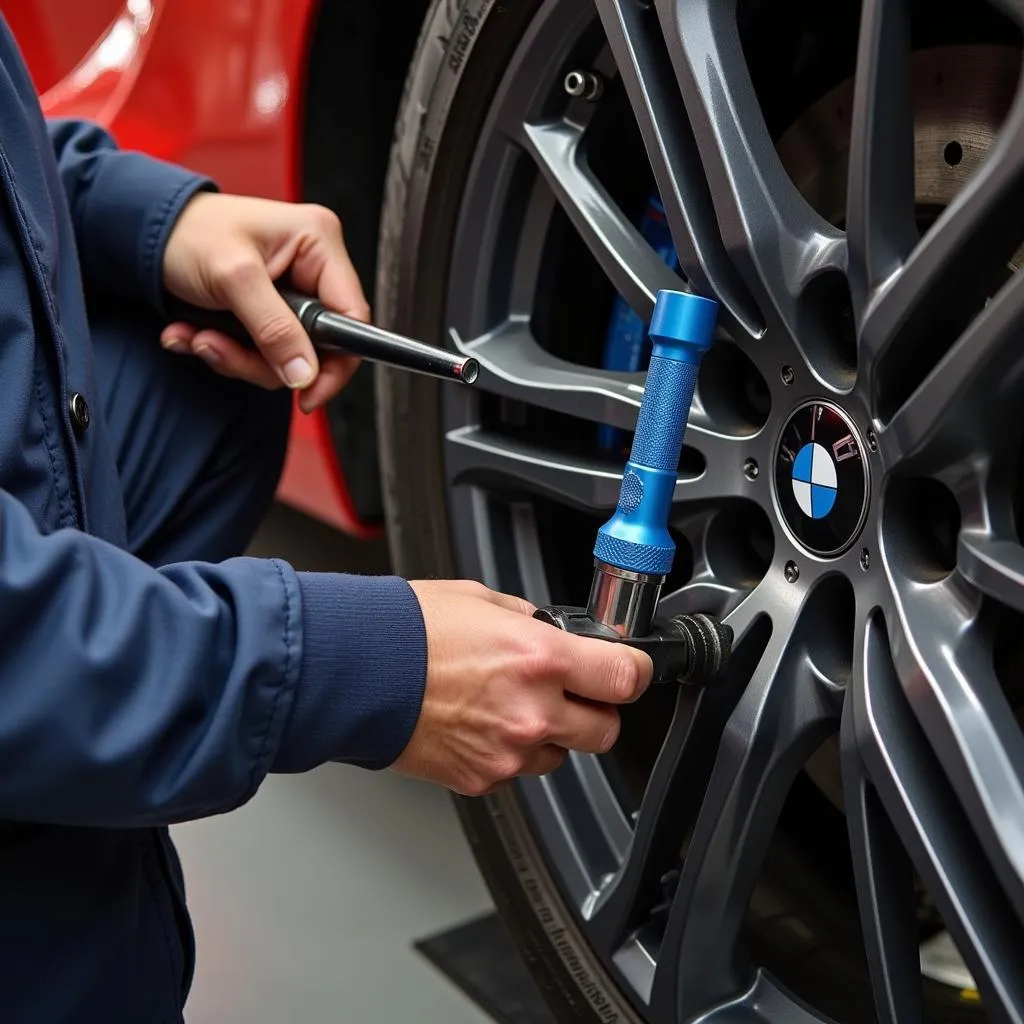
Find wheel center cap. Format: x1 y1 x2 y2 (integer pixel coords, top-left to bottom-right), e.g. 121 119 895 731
773 401 870 558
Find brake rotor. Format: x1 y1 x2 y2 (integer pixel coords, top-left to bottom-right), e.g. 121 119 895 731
777 43 1020 248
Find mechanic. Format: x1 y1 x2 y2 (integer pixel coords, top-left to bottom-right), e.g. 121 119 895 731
0 16 653 1022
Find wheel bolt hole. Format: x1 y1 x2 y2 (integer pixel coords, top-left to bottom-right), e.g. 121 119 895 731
860 547 871 572
744 458 759 481
780 365 795 386
944 140 964 166
884 477 960 581
784 560 800 583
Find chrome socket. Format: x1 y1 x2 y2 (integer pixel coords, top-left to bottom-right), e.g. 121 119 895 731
586 561 665 639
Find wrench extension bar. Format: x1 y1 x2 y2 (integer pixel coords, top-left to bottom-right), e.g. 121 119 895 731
166 286 478 386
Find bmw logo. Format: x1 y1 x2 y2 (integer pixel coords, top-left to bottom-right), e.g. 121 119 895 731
774 402 869 557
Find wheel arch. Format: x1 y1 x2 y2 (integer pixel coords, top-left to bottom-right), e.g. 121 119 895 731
297 0 432 528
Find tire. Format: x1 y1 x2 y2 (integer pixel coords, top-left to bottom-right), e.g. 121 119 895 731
375 1 1012 1021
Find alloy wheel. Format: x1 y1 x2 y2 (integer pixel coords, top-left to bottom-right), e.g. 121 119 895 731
439 0 1024 1019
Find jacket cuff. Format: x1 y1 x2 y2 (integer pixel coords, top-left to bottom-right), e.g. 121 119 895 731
272 574 428 774
78 151 217 311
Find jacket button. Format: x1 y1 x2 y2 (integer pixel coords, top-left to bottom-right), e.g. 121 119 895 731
69 392 90 432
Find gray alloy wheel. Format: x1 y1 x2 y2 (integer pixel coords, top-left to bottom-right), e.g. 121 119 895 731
376 0 1024 1020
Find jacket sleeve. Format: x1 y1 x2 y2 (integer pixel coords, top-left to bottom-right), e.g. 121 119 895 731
0 492 427 830
46 118 215 310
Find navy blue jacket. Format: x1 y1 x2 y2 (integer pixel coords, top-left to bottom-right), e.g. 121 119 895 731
0 16 427 1020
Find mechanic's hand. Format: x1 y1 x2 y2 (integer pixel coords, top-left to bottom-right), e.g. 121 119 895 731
160 192 370 413
395 580 654 797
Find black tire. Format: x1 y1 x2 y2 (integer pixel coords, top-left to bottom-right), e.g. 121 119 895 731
374 3 991 1021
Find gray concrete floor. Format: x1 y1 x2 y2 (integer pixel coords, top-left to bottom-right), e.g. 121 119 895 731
174 504 492 1024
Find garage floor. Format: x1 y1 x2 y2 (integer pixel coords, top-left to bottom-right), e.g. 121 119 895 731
174 504 492 1024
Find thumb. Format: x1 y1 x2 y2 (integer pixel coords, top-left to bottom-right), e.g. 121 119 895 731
218 256 319 389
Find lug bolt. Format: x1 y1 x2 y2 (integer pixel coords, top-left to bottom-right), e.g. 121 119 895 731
784 560 800 583
744 458 759 481
867 429 878 453
564 69 605 101
860 548 871 572
781 365 795 386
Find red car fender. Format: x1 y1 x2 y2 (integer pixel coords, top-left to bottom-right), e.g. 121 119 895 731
14 0 376 537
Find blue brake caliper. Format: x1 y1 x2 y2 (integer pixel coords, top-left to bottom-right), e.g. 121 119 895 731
597 192 681 456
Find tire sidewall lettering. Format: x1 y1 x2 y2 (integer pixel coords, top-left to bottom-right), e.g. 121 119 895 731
416 0 496 179
492 797 633 1023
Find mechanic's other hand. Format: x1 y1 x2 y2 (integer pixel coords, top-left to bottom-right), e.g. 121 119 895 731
395 580 654 797
161 192 371 413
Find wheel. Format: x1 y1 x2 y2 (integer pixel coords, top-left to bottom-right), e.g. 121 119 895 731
375 1 1024 1021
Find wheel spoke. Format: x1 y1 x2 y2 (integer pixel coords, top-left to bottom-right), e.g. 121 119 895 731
593 0 763 338
584 611 770 961
848 609 1024 1018
959 533 1024 616
693 973 833 1024
446 425 625 510
659 578 748 622
585 686 713 959
571 751 633 863
452 318 644 429
520 119 682 321
845 0 917 312
880 266 1024 466
891 577 1024 926
859 93 1024 405
840 623 922 1024
649 577 841 1019
653 0 844 339
446 422 750 513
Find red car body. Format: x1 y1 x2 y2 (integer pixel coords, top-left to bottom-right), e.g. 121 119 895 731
9 0 377 538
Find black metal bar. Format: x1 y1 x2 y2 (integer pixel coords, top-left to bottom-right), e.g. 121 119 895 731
164 286 479 385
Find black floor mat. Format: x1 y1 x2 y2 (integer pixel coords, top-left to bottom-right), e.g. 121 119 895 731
414 911 557 1023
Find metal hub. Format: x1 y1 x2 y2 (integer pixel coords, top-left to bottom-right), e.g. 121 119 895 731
773 401 870 558
438 2 1024 1019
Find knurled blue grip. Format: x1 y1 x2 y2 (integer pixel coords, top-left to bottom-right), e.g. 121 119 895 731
594 289 719 576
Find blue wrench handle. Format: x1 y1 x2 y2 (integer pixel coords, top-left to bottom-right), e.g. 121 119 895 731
593 290 719 576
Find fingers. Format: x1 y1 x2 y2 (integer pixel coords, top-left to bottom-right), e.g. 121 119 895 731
520 744 568 777
547 698 621 754
297 354 361 414
287 206 371 323
216 254 320 390
555 632 654 706
164 328 282 388
486 590 537 616
161 320 358 404
286 210 370 412
160 322 196 352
